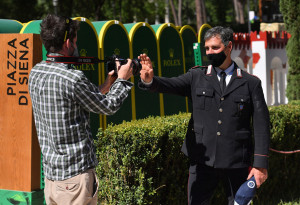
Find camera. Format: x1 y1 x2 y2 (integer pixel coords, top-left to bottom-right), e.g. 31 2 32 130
105 54 142 76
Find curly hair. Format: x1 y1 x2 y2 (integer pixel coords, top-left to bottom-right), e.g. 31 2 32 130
40 14 80 53
204 26 234 47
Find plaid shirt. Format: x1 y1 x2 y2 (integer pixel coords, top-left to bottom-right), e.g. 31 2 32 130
29 57 133 181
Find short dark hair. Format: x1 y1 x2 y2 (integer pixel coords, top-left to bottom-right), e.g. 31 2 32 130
204 26 233 46
40 14 80 53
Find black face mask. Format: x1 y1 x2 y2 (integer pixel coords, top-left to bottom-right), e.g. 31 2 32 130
207 50 227 67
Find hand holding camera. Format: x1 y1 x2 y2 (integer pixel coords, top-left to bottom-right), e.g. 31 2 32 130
116 58 133 80
105 54 142 79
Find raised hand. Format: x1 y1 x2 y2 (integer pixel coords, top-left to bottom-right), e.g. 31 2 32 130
139 53 154 83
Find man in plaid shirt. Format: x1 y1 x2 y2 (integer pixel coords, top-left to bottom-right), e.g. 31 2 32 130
29 14 133 205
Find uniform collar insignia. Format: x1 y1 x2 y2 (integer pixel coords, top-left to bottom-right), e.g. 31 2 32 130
237 68 242 78
206 65 212 75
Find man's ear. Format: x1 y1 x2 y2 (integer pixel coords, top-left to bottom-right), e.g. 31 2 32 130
60 39 70 56
224 41 233 55
227 41 233 52
65 38 72 49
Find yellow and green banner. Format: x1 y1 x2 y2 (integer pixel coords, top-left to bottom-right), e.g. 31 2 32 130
151 23 187 116
93 20 132 127
124 22 160 120
193 24 212 66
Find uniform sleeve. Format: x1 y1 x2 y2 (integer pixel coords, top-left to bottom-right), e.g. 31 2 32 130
251 80 270 169
138 70 193 98
73 74 133 115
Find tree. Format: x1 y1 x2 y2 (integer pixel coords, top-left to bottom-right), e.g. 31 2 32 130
280 0 300 100
169 0 179 26
0 0 258 33
195 0 207 30
0 0 46 22
167 0 197 27
233 0 245 24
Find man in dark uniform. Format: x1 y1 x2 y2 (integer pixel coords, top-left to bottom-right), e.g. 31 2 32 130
138 26 270 205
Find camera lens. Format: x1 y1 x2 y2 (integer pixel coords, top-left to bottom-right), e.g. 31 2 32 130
131 58 142 76
105 55 142 76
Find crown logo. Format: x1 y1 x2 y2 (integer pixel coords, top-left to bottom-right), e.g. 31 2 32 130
142 48 148 55
114 48 121 56
80 49 87 57
169 48 174 58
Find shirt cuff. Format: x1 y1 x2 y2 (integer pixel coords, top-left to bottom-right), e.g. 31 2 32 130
141 78 153 86
111 78 133 89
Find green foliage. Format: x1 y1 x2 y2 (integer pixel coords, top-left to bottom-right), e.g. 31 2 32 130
205 0 233 26
95 113 190 205
1 0 258 33
253 104 300 204
95 104 300 204
0 0 46 22
289 100 300 105
286 73 300 101
280 0 300 100
279 0 300 32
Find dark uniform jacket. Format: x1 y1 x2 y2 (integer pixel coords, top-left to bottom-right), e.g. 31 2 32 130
139 62 270 169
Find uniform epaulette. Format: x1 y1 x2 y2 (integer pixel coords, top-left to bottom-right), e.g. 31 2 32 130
249 73 260 80
237 68 242 78
191 65 208 69
244 70 261 80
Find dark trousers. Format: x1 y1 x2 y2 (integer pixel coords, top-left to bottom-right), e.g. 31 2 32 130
188 163 249 205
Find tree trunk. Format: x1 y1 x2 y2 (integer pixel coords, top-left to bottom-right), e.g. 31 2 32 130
201 0 207 23
155 1 160 24
94 0 105 21
195 0 206 31
169 0 178 25
165 0 170 23
118 0 122 22
178 0 182 26
233 0 245 24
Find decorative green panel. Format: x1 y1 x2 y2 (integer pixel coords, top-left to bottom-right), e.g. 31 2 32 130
0 19 23 33
152 23 187 116
124 22 160 119
194 24 212 66
93 20 132 126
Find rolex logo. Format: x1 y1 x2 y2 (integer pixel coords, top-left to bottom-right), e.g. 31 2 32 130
142 48 148 55
80 49 87 57
169 48 174 59
114 48 121 56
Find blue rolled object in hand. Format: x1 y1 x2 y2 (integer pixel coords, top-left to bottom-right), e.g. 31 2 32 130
234 176 257 205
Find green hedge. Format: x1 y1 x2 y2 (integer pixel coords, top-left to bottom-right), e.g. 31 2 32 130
289 100 300 105
254 104 300 204
95 113 190 205
95 104 300 205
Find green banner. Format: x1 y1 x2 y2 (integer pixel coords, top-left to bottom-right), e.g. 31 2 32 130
93 20 132 127
152 23 187 116
124 22 160 119
180 25 197 112
180 25 197 70
0 19 23 33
